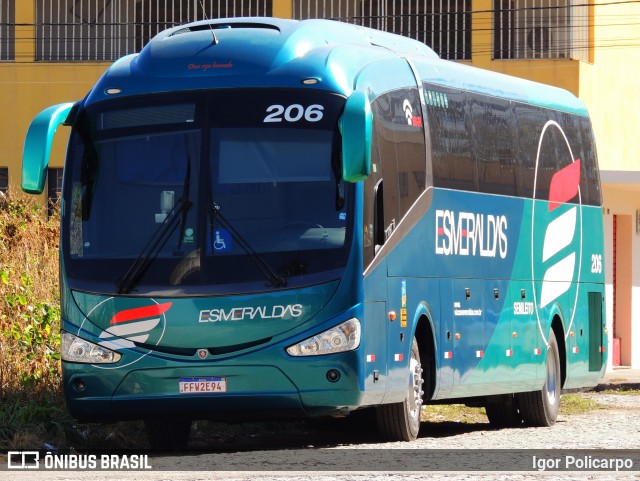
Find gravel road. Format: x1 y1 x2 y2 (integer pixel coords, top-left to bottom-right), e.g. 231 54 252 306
2 391 639 481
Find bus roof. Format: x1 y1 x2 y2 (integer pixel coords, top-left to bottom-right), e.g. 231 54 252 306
87 17 588 117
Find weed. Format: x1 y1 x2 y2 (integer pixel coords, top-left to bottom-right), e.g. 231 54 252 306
0 190 64 449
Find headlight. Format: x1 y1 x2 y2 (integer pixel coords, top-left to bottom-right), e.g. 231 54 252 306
61 331 122 364
286 318 361 356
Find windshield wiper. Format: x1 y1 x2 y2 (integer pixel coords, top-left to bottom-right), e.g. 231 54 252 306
209 203 287 288
116 197 192 294
116 157 193 294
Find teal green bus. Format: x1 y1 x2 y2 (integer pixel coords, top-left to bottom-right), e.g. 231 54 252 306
21 18 606 448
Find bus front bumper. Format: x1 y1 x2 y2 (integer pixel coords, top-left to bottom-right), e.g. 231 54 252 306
63 357 364 422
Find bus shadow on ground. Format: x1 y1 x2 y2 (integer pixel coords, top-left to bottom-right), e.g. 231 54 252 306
67 412 496 453
184 417 493 451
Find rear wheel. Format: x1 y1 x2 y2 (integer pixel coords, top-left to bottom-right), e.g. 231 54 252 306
376 338 423 441
144 418 192 450
517 329 561 426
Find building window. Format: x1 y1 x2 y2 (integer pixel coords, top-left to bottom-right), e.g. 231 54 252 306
0 0 15 61
493 0 590 61
47 168 64 216
293 0 472 60
35 0 272 61
0 168 8 193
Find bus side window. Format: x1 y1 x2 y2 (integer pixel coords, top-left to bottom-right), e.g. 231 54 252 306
470 94 517 196
514 103 539 198
374 179 385 254
579 116 602 207
424 85 477 192
362 117 382 268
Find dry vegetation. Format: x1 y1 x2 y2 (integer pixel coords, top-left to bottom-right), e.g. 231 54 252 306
0 189 66 449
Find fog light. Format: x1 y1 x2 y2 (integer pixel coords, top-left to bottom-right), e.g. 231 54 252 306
74 379 86 391
326 369 341 383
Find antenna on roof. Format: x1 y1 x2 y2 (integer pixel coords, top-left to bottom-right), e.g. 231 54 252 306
198 0 218 45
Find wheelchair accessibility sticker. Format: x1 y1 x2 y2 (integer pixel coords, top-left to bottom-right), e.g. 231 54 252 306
212 228 231 252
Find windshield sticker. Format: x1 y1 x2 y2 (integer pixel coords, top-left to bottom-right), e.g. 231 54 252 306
183 227 195 244
211 228 231 252
339 212 347 221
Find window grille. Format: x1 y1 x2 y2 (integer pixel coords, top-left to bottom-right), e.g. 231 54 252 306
47 168 64 217
494 0 590 61
292 0 471 60
35 0 272 61
0 0 15 61
0 167 8 193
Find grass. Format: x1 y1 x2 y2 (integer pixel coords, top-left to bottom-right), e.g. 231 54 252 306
560 394 603 414
422 404 488 424
420 393 606 425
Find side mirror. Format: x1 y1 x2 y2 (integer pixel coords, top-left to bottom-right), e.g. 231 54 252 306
340 90 372 183
22 102 74 194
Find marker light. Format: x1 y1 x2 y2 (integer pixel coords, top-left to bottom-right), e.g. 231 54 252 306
61 331 122 364
286 318 361 356
105 88 122 95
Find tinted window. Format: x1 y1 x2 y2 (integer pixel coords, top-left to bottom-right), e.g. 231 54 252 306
470 95 517 196
579 117 602 206
424 84 476 191
364 88 427 268
514 103 541 199
372 93 400 243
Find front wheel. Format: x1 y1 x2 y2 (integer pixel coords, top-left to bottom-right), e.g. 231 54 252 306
376 337 424 441
517 329 562 426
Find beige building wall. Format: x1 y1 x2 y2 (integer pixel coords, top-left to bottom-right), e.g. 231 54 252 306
581 0 640 367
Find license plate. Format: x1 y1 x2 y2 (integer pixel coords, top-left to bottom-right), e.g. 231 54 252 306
179 377 227 394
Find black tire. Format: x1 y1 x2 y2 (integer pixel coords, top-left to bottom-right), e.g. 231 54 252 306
517 329 562 426
485 395 523 428
376 337 423 441
144 418 192 450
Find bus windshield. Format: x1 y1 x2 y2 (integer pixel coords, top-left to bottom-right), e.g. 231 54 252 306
63 89 352 295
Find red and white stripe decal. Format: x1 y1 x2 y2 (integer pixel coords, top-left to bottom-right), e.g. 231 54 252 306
476 350 484 358
539 159 582 310
573 346 580 354
534 348 542 355
98 302 172 350
548 159 581 212
444 351 453 359
506 349 513 357
366 354 376 363
600 346 606 353
110 303 172 324
394 353 404 362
